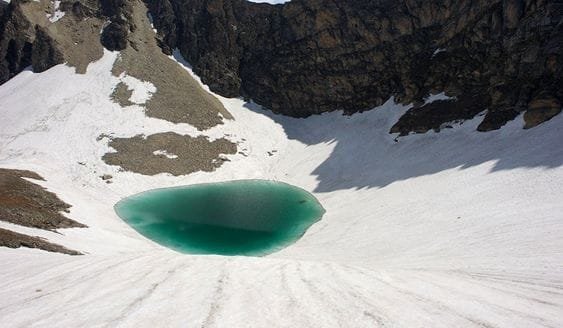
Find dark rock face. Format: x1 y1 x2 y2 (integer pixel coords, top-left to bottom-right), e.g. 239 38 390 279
0 1 65 83
0 0 122 82
100 0 135 51
390 93 489 136
31 26 64 73
101 21 129 50
0 2 33 84
146 0 563 132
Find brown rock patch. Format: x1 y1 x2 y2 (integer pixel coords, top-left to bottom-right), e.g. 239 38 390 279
102 132 237 176
19 0 105 74
0 227 81 255
110 82 135 107
0 168 86 230
0 168 85 255
524 95 562 129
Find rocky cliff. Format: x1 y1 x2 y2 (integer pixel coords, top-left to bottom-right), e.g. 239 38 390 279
0 0 110 83
0 1 34 83
1 0 561 134
146 0 562 132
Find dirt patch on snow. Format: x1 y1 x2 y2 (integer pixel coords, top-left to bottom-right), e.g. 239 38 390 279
0 168 86 230
110 81 135 107
0 168 85 255
102 132 237 176
0 228 81 255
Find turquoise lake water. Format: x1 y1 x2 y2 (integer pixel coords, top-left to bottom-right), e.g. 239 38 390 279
114 180 325 256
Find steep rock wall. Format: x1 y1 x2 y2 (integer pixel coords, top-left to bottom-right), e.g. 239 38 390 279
147 0 562 132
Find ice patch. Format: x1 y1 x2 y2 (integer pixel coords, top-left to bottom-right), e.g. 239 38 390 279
432 48 446 58
424 92 455 104
152 149 178 159
47 1 65 23
146 13 158 33
118 73 157 105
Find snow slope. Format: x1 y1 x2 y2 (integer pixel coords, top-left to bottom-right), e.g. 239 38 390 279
0 51 562 327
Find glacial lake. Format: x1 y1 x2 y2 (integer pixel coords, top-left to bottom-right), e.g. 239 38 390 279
115 180 325 256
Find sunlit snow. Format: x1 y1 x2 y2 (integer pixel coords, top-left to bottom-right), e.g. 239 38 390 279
46 1 65 23
117 73 156 105
0 47 562 327
152 149 178 159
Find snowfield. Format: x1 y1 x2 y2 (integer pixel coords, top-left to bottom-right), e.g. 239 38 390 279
0 51 562 327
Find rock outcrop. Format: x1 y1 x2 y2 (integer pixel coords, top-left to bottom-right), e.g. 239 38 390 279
0 1 33 83
31 26 64 73
100 0 135 50
0 0 117 83
0 168 85 255
146 0 562 132
0 168 86 230
0 0 101 83
1 0 561 133
0 228 82 255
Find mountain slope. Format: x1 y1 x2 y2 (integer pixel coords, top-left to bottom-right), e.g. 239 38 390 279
0 0 562 326
0 46 562 326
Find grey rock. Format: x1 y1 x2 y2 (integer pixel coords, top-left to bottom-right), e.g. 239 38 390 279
146 0 562 132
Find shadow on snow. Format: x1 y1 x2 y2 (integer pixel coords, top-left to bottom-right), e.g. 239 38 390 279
243 100 563 192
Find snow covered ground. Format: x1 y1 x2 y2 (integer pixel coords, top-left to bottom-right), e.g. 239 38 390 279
46 1 65 23
0 51 562 327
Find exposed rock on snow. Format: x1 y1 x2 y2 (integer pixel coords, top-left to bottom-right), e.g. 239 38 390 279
102 132 236 176
0 168 84 255
110 81 134 106
0 168 85 230
100 174 112 181
390 93 486 136
0 228 81 255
